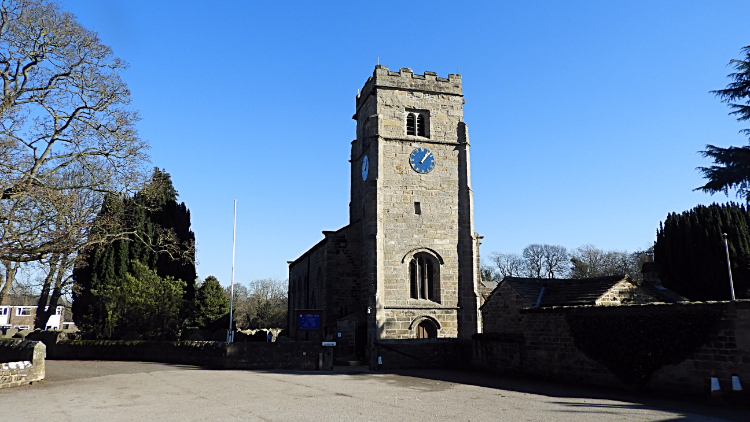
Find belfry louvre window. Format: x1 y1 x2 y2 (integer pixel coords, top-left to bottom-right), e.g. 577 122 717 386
410 253 435 300
406 113 426 137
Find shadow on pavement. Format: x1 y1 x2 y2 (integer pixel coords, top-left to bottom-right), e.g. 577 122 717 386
43 360 204 382
382 368 749 422
249 366 748 421
43 361 748 421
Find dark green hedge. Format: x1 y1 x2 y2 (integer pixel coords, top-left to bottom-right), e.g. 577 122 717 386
655 203 750 300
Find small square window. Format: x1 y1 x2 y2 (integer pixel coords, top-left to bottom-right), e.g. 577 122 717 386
414 202 421 215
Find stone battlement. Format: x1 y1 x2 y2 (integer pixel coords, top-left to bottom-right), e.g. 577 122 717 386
357 65 462 109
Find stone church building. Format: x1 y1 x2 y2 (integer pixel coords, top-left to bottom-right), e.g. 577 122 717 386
288 65 482 361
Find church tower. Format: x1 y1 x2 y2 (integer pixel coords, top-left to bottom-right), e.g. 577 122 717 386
351 65 482 340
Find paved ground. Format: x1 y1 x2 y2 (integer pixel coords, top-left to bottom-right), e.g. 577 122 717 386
1 361 747 421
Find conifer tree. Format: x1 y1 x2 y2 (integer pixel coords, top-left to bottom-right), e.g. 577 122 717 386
194 276 229 329
654 203 750 300
72 168 196 338
697 45 750 201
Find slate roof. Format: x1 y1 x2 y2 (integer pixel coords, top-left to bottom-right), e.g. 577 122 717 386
1 294 70 307
501 275 687 307
638 282 689 303
1 294 38 307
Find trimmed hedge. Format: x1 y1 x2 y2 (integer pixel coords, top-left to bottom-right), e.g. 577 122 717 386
46 339 321 370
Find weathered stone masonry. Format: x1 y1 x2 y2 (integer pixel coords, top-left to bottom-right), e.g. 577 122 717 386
288 66 482 361
477 298 750 396
0 339 45 388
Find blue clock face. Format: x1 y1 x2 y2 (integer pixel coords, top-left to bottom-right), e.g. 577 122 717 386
361 155 369 180
409 147 435 174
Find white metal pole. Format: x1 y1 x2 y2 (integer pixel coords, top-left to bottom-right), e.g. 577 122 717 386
723 233 736 301
229 200 237 342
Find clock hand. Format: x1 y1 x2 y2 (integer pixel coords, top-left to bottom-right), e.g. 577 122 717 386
420 151 431 164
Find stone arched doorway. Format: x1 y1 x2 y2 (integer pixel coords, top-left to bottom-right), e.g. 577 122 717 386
414 318 438 339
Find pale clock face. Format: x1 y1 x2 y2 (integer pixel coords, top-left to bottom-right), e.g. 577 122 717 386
361 155 369 180
410 147 435 174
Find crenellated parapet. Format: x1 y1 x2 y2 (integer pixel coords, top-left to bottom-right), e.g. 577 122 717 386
356 65 462 110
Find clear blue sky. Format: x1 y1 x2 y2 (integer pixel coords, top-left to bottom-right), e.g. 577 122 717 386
60 0 750 287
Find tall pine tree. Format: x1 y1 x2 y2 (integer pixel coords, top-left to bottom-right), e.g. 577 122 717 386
73 169 196 338
654 203 750 300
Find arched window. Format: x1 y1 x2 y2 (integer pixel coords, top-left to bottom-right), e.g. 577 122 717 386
417 114 426 137
304 275 309 308
406 112 428 137
415 320 437 338
410 253 437 300
406 113 416 135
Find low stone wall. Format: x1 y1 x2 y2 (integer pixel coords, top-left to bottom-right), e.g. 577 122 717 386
474 300 750 396
46 340 321 370
0 340 46 388
374 338 471 370
0 326 18 339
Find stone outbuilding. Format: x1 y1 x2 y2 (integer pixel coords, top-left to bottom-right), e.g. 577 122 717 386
481 275 688 333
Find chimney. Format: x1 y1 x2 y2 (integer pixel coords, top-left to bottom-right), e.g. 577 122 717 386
642 262 661 285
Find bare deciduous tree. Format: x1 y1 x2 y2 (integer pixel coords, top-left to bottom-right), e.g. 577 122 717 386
228 278 288 329
491 243 569 279
540 244 569 279
0 0 153 303
0 0 149 263
522 244 545 278
488 252 526 280
0 258 19 302
569 244 646 280
32 251 72 329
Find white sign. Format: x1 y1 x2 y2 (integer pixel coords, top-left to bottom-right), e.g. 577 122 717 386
322 342 336 346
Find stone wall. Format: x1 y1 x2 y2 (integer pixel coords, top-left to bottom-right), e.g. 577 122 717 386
475 300 750 396
373 338 471 370
381 308 459 339
0 339 45 388
46 340 322 370
287 221 365 359
324 223 365 327
480 281 531 333
288 238 327 340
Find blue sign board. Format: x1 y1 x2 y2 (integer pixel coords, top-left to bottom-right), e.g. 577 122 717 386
298 313 321 330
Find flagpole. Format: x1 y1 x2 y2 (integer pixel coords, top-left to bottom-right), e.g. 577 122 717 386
229 199 237 342
723 233 736 301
